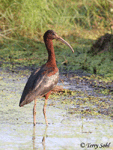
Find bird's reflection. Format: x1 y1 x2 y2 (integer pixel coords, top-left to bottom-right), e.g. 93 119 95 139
42 126 48 150
32 125 48 150
32 126 36 149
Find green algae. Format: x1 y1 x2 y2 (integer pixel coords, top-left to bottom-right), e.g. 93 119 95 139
0 70 112 119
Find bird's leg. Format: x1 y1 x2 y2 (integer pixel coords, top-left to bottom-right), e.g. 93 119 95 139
43 98 48 126
43 91 51 126
33 99 37 126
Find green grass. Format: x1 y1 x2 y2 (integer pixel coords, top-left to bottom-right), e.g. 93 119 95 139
0 0 112 38
0 0 113 79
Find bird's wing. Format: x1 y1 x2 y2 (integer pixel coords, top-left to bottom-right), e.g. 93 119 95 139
19 66 47 106
19 66 59 106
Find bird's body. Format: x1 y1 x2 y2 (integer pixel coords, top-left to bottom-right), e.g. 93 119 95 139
19 64 59 106
19 30 74 126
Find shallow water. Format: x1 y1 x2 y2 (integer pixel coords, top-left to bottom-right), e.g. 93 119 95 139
0 70 113 150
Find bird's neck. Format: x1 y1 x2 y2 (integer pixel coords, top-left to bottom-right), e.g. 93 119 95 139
45 39 57 67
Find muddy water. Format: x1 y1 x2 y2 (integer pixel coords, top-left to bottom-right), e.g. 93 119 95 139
0 70 113 150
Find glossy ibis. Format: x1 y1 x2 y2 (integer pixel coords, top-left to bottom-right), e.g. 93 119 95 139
19 30 74 126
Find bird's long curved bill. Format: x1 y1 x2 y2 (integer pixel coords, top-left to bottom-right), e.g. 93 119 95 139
57 36 74 53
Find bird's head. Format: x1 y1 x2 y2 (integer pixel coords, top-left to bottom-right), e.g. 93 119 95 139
44 30 57 40
43 30 74 53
